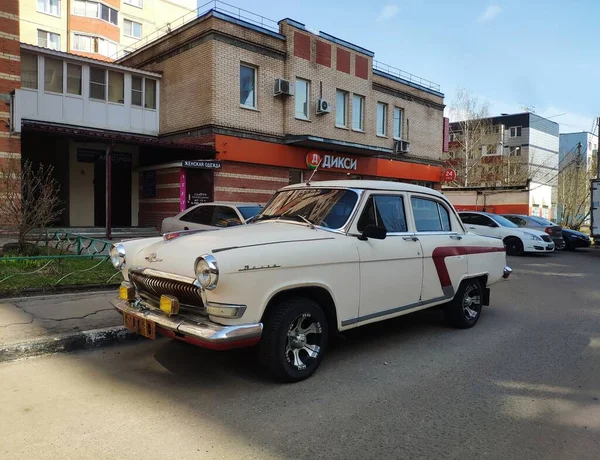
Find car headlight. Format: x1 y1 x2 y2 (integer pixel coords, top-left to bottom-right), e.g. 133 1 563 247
110 243 126 269
194 254 219 290
523 232 542 241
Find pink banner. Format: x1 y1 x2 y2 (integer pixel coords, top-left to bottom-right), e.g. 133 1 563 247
179 168 187 212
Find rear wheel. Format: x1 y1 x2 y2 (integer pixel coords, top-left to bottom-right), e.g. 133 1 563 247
260 297 329 383
445 278 483 329
504 237 524 256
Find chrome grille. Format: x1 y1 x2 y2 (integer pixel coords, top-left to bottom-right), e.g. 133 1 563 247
541 235 552 242
129 270 203 307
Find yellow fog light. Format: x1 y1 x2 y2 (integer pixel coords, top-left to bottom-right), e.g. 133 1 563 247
160 295 180 316
119 282 136 301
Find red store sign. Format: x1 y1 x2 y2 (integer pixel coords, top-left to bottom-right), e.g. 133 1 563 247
305 151 358 171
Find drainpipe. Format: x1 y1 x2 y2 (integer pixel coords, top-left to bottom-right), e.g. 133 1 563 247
66 0 71 52
105 143 113 239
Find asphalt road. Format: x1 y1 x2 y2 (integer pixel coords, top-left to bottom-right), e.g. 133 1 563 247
1 250 600 460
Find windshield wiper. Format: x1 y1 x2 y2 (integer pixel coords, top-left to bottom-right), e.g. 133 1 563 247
255 213 316 226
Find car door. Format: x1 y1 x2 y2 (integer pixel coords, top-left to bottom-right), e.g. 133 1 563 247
178 205 217 230
353 193 423 325
410 195 469 301
463 213 502 239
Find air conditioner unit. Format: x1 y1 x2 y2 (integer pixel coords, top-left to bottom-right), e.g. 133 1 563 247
316 98 331 114
394 140 410 154
274 78 293 96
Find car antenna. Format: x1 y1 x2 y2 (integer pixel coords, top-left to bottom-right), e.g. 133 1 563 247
306 159 322 186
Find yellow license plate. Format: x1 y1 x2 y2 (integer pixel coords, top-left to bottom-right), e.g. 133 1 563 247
123 312 156 339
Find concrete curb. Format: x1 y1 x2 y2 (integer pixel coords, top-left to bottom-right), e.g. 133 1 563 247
0 326 141 363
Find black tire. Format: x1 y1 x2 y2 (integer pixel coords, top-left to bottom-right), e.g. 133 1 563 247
504 237 524 256
445 278 483 329
259 297 329 383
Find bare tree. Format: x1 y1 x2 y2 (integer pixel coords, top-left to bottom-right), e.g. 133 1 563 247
557 149 597 229
0 156 62 254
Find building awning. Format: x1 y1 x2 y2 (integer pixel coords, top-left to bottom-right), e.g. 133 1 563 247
285 134 394 156
21 121 215 152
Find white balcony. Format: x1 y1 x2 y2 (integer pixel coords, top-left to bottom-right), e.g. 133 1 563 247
13 44 160 136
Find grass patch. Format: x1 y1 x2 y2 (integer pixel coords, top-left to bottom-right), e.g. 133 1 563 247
0 256 123 294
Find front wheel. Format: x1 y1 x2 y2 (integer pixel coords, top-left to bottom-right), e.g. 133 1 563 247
504 237 524 256
260 297 329 382
445 278 483 329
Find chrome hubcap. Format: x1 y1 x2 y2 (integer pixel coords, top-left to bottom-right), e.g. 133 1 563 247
462 285 481 320
285 313 322 371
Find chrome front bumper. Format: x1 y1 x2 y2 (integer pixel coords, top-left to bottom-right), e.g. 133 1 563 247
503 266 513 279
111 298 263 345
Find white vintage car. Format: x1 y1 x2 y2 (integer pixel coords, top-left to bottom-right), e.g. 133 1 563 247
110 180 511 382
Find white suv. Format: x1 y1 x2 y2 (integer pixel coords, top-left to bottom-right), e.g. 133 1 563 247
458 212 555 256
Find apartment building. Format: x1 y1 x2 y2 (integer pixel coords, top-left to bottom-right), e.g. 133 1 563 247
446 112 560 218
19 0 196 60
117 6 447 226
559 131 597 171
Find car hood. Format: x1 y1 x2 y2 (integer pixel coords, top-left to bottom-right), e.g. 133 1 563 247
509 227 550 238
125 222 336 277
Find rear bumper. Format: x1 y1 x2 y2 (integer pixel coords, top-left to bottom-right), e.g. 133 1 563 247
111 298 262 350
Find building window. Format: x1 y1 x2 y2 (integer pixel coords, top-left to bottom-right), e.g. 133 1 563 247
335 89 348 127
393 107 403 139
37 0 60 16
131 76 143 106
509 126 522 138
289 170 303 184
108 71 124 103
508 146 521 156
67 63 82 95
37 30 60 50
352 94 364 131
239 64 256 108
295 78 309 119
89 67 106 100
124 0 142 7
21 53 38 90
72 1 118 26
145 79 156 109
44 57 63 93
376 102 387 136
124 19 142 39
72 33 117 57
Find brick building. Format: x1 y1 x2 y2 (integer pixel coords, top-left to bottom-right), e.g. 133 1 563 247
118 6 448 225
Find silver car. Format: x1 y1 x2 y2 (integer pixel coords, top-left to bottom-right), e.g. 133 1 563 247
161 202 263 234
501 215 565 250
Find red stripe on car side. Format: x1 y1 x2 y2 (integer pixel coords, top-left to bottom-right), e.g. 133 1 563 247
432 246 505 288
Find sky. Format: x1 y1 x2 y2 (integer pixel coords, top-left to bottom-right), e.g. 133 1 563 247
205 0 600 134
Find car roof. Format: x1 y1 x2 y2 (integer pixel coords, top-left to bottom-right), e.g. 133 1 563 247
282 180 445 198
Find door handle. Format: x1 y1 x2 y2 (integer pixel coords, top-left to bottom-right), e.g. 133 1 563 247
469 226 476 230
450 234 463 240
403 236 419 241
184 226 189 230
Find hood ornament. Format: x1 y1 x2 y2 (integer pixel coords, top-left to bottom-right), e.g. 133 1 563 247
145 253 163 263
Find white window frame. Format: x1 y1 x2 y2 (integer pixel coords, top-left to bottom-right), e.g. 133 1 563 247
124 0 143 8
37 0 61 17
393 107 403 140
89 66 106 101
509 126 522 138
37 30 61 50
72 1 118 26
295 78 310 120
72 32 117 57
352 94 364 131
239 64 257 109
124 19 142 39
376 102 387 137
335 89 348 128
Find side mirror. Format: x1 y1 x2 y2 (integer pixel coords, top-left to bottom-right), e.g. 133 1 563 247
358 224 387 241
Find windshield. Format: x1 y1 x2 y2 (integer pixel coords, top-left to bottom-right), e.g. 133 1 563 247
490 214 519 228
528 216 555 226
257 188 359 229
238 206 263 220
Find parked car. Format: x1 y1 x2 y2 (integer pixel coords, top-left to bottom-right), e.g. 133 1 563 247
561 228 592 251
458 211 555 256
160 202 263 234
501 214 565 250
111 181 511 382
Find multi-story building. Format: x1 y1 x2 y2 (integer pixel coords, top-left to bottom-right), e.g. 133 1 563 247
559 131 597 171
117 5 447 226
19 0 196 60
446 112 559 218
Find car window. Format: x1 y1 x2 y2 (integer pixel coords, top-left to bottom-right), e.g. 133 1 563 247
238 206 263 220
213 206 242 227
357 195 407 233
489 214 518 228
504 216 526 226
459 213 475 224
528 216 554 226
180 205 215 225
411 197 451 232
467 214 494 226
